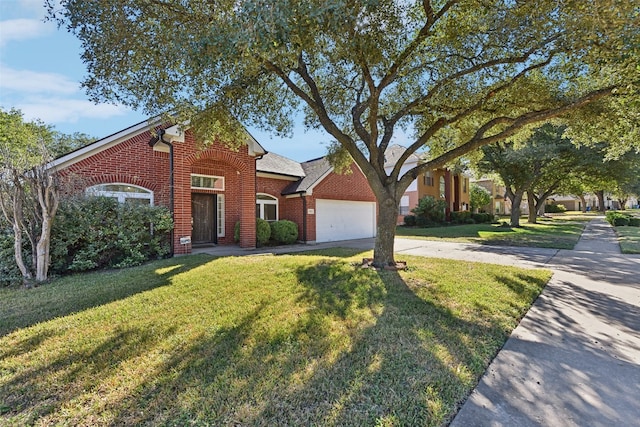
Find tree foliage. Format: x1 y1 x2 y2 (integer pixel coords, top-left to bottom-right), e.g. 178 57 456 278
469 183 491 213
0 109 95 284
48 0 640 264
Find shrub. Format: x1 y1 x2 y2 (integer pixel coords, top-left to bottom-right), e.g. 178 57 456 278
234 221 240 243
471 212 491 223
605 211 630 226
256 218 271 246
270 220 298 244
404 215 416 226
613 216 630 226
50 196 173 273
411 196 446 225
451 211 471 224
464 218 476 224
0 224 25 286
629 217 640 227
545 204 567 213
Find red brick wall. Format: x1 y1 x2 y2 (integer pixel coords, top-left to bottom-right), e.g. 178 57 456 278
311 163 376 201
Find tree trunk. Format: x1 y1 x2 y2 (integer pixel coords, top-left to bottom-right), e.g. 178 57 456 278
507 188 525 227
34 172 59 282
527 191 537 224
596 190 606 213
10 193 32 284
579 194 587 212
537 197 546 217
35 213 53 282
618 199 627 210
373 197 399 266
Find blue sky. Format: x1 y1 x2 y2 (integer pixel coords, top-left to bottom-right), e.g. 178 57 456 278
0 0 335 161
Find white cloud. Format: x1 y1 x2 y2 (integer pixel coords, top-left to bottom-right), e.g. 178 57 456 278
0 64 79 94
15 97 130 124
0 18 53 46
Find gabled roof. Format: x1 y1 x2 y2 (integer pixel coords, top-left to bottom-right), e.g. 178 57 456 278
256 152 305 178
49 115 267 170
282 157 332 195
383 144 422 169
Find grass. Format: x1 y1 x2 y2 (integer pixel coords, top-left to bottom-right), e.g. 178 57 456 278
396 217 588 249
615 226 640 254
0 251 551 426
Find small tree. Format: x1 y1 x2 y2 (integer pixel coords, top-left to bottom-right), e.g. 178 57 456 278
469 183 491 213
0 109 81 284
411 196 446 226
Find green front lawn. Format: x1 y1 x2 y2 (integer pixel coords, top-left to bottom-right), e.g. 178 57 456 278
397 218 588 249
0 251 551 426
615 226 640 254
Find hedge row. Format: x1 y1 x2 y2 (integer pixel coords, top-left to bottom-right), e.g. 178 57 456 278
606 211 640 227
234 219 299 246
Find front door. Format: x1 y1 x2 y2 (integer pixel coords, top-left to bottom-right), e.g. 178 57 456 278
192 194 218 244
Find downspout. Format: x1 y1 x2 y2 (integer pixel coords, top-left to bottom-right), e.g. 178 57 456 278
159 129 175 256
300 192 307 243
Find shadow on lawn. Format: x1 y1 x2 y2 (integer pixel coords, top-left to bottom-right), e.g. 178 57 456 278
1 254 543 426
0 254 211 337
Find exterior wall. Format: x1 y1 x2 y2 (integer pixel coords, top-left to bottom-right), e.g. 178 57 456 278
415 169 470 219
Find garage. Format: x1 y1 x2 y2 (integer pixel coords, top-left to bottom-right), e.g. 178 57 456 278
315 199 377 242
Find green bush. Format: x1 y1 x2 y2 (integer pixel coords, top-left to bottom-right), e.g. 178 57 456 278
404 215 416 226
50 196 173 273
613 216 630 226
545 204 567 213
471 212 491 223
0 224 25 286
629 217 640 227
605 211 630 226
450 211 471 224
256 218 271 246
464 218 476 224
411 196 446 225
270 220 298 244
234 221 240 243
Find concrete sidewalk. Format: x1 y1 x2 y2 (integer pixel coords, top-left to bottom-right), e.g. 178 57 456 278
193 218 640 426
450 218 640 427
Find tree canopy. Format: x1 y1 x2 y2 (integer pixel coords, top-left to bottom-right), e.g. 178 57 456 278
48 0 640 264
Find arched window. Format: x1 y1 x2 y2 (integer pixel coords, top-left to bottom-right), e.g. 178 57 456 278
86 183 153 206
256 193 278 221
439 176 446 199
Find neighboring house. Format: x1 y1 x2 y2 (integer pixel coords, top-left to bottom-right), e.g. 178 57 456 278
472 178 509 215
384 145 471 223
52 117 376 255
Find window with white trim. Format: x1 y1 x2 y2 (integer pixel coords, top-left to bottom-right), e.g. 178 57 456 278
399 195 410 215
191 174 225 190
424 171 434 187
86 183 153 205
439 176 446 199
256 193 278 221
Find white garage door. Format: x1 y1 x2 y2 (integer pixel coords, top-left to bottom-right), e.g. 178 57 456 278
315 199 376 242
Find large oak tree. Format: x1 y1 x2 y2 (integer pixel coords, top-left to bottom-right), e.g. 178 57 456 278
48 0 639 265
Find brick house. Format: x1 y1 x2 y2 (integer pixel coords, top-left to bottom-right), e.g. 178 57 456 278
51 118 376 255
384 145 471 224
